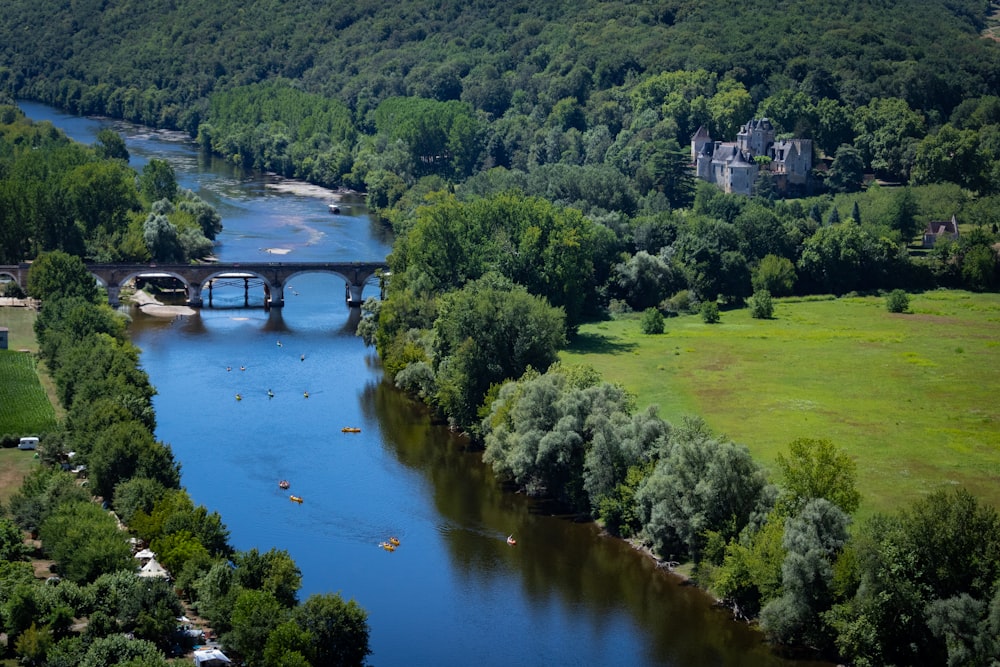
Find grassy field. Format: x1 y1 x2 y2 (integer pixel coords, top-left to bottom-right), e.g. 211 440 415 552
0 305 63 424
0 351 57 437
0 447 38 507
562 290 1000 517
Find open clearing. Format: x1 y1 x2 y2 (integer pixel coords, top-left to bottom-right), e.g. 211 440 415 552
563 290 1000 517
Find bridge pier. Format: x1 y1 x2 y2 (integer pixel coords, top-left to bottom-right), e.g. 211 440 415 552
106 285 121 308
346 283 365 307
188 283 204 308
267 283 284 309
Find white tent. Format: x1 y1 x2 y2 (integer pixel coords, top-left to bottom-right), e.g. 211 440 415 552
134 548 156 560
193 648 232 666
137 557 169 579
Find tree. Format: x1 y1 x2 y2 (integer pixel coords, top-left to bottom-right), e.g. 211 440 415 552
911 124 989 191
826 145 865 193
830 489 1000 666
94 128 129 162
432 274 566 429
885 289 910 313
78 634 168 667
291 593 372 667
139 159 177 202
232 548 302 609
760 499 851 650
797 223 906 294
640 307 665 334
747 289 773 319
225 589 286 667
142 213 183 262
0 517 32 561
700 301 720 324
853 97 925 182
635 420 767 561
752 254 796 296
611 250 682 311
886 187 921 241
482 366 634 511
86 421 180 501
775 438 861 515
26 251 99 303
38 500 133 584
14 622 53 666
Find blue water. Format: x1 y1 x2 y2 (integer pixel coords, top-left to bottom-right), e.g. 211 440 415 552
17 100 826 667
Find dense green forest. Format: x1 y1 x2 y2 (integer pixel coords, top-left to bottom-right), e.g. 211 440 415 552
3 0 1000 202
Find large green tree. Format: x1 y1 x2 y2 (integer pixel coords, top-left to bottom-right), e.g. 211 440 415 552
26 250 99 303
433 273 566 429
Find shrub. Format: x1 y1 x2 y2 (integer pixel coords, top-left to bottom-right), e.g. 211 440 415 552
663 289 697 316
886 289 910 313
748 289 774 319
640 308 665 334
701 301 720 324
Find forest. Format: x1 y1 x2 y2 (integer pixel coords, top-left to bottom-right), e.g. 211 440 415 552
3 1 1000 665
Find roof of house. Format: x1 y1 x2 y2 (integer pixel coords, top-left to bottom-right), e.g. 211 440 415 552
925 215 959 235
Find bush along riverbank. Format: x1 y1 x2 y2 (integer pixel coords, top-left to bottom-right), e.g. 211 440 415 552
0 250 372 667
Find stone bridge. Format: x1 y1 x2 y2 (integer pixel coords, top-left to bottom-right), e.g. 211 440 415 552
0 261 389 309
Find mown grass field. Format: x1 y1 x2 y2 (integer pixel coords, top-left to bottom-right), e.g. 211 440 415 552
562 290 1000 517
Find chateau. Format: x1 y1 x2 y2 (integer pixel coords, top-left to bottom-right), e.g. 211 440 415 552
691 118 812 196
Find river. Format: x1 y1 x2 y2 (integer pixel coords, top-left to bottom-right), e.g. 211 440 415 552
18 100 826 667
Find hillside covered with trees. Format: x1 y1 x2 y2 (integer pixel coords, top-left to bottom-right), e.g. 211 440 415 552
3 0 1000 205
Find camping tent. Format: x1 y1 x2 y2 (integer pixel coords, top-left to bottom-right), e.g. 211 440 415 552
137 557 169 579
193 648 232 666
134 548 156 560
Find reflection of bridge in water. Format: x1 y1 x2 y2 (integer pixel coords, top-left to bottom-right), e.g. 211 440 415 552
0 261 389 309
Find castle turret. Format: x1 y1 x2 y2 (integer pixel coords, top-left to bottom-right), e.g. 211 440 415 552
691 126 712 163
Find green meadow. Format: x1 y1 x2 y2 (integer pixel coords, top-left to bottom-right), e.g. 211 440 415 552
563 290 1000 517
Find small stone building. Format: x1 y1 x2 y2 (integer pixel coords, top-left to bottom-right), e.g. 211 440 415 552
922 215 960 248
692 118 813 196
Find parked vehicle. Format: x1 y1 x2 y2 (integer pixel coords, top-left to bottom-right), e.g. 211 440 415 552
18 436 39 450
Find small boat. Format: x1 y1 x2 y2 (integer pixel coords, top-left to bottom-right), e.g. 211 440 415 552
235 393 243 401
289 495 303 503
303 391 310 399
278 480 290 489
506 535 517 546
226 366 232 372
328 204 341 214
379 542 396 552
277 340 283 347
300 354 305 361
342 427 361 433
267 389 274 398
389 537 400 546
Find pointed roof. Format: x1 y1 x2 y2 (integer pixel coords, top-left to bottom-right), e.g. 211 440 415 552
691 125 711 140
138 557 169 578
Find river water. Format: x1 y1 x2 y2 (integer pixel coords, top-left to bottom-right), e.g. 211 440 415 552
18 101 826 667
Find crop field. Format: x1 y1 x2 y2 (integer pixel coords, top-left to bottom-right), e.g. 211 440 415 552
0 350 57 437
563 290 1000 517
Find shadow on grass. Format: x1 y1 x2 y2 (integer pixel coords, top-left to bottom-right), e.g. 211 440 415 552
566 332 637 355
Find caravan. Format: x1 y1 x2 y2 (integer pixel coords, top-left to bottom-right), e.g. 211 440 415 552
17 436 39 450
